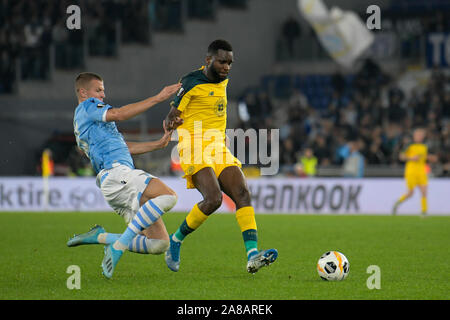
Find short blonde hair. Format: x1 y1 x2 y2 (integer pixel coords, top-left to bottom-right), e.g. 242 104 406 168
75 72 103 96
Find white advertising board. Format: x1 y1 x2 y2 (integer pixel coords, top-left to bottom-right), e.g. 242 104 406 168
0 177 449 215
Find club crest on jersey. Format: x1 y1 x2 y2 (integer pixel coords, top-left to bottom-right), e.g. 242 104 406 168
214 97 225 117
186 165 195 175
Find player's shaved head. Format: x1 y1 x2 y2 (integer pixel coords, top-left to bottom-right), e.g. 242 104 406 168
75 72 103 95
207 39 233 56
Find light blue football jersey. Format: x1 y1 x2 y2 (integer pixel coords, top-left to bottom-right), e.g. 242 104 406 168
73 97 134 174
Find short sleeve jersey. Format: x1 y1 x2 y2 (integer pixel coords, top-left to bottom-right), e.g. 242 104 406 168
73 98 134 174
170 66 228 140
404 143 427 176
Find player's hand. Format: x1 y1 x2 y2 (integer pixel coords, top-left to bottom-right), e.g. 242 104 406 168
162 120 173 134
172 116 183 129
156 83 182 102
164 117 183 131
159 120 173 148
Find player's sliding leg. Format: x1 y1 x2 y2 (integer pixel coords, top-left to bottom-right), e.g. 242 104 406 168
67 225 106 247
67 220 169 254
165 167 221 272
102 179 177 279
392 188 414 215
102 195 175 278
131 218 170 254
218 166 278 274
68 231 169 254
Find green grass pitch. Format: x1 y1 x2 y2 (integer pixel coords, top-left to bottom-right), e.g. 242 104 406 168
0 212 449 300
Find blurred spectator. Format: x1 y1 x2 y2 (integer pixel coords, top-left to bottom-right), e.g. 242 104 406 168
66 21 84 66
289 88 309 110
342 140 365 178
294 147 317 177
52 17 70 68
21 12 49 79
86 2 117 57
354 58 387 98
279 137 297 174
342 101 358 127
365 137 386 165
257 91 273 122
388 93 406 123
239 91 269 130
311 135 331 166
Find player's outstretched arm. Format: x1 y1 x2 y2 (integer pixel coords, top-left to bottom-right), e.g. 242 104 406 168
126 121 174 155
106 83 181 122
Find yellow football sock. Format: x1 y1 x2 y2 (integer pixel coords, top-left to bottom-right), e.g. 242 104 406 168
173 204 209 242
235 206 257 232
236 206 258 259
398 194 407 203
185 204 209 230
421 197 427 213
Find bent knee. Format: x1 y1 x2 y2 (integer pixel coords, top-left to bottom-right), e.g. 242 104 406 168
153 194 178 212
204 192 223 212
166 187 177 197
234 186 251 206
148 239 169 255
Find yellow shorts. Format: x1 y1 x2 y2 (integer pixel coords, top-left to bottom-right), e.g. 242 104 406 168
178 141 242 189
405 173 428 190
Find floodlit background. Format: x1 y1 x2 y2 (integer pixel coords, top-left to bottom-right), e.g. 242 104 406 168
0 0 449 214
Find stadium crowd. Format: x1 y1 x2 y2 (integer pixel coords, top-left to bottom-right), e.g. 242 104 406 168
238 60 450 177
0 0 154 86
0 0 248 92
3 0 449 177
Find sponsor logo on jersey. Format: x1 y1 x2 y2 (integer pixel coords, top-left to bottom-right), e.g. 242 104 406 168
177 87 185 98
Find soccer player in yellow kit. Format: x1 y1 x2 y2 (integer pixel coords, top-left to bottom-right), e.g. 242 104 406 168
164 39 278 273
392 128 437 216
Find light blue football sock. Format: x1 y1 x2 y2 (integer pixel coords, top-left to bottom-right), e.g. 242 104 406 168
105 233 120 244
117 199 164 249
102 233 167 254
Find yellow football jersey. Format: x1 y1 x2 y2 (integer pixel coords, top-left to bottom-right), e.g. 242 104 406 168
170 66 241 188
171 66 228 143
404 143 427 176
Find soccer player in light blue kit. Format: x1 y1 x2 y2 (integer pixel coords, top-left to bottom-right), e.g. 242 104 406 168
68 72 182 279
